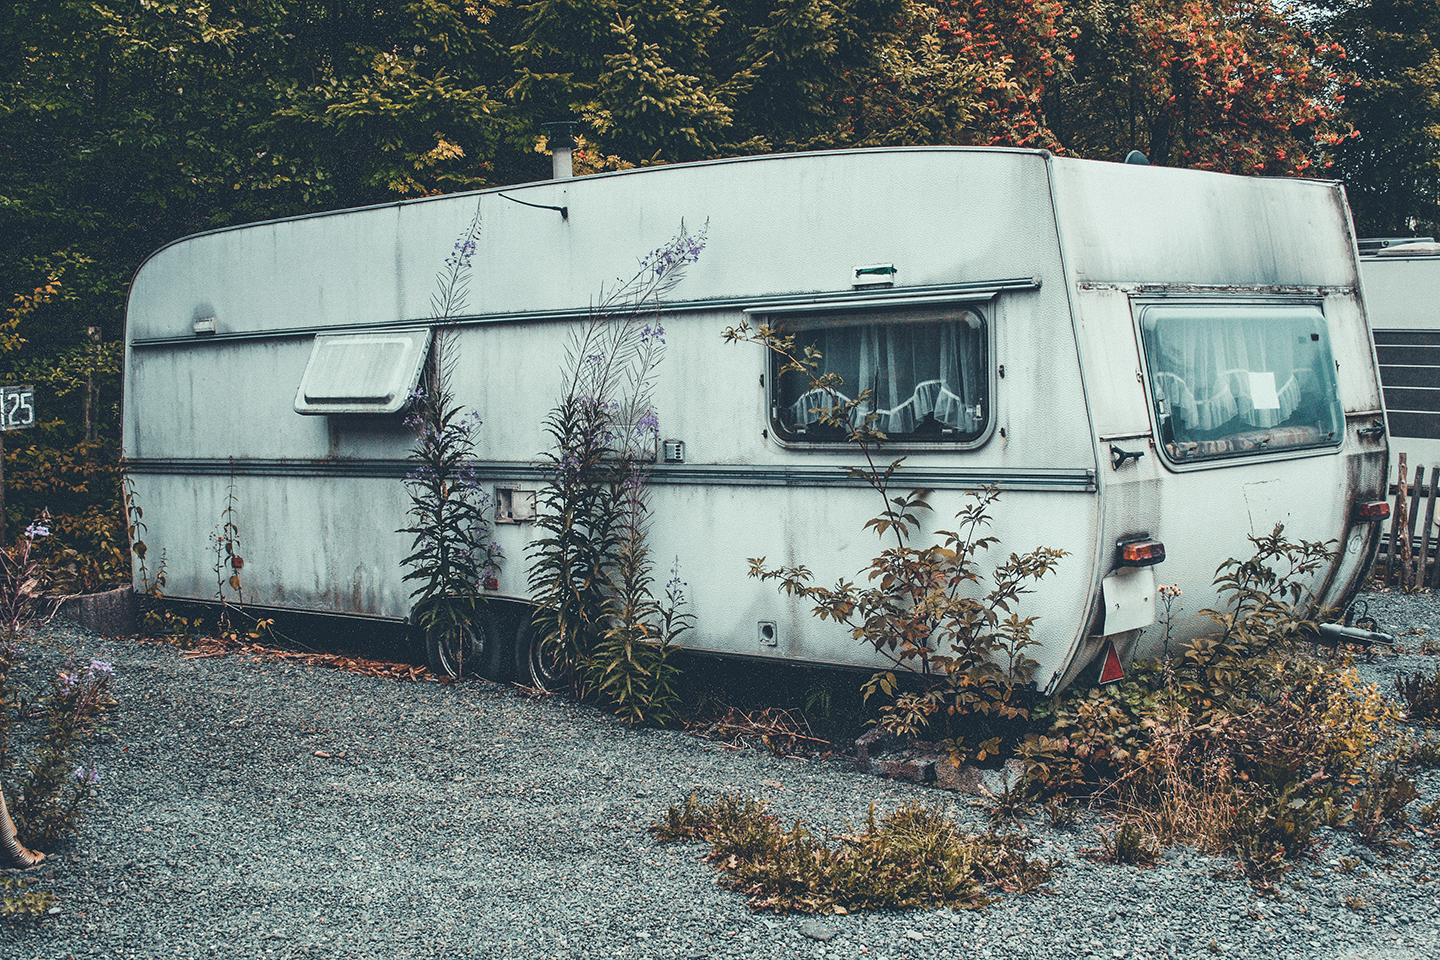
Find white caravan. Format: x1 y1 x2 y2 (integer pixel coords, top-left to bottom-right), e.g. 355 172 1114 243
1357 240 1440 480
123 148 1390 692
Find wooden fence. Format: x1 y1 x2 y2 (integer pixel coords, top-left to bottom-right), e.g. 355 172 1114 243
1378 453 1440 589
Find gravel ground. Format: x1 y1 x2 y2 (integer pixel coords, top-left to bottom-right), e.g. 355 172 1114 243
2 592 1438 960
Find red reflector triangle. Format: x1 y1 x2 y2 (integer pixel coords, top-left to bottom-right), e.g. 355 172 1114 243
1098 642 1125 684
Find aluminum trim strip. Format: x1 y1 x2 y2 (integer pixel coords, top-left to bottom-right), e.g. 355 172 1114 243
123 457 1098 492
127 279 1042 350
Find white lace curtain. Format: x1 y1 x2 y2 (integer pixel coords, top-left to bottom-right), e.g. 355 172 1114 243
1149 313 1318 433
784 314 985 435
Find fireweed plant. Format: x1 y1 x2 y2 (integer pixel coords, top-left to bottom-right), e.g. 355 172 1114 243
0 521 113 878
400 203 501 677
721 322 1065 763
528 224 704 723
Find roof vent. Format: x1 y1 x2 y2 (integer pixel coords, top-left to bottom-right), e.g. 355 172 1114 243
544 121 576 180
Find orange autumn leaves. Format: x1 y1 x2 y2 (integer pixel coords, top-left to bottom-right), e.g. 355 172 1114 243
858 0 1353 176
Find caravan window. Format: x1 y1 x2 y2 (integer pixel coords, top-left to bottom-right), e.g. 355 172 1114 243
1138 303 1343 463
771 307 988 444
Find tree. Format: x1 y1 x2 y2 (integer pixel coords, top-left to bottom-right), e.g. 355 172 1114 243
1317 0 1440 235
1047 0 1352 175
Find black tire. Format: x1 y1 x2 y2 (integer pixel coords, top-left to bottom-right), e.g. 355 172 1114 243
425 616 495 680
514 613 568 693
481 605 518 684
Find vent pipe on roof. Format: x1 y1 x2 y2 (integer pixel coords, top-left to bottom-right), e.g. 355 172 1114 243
544 121 576 180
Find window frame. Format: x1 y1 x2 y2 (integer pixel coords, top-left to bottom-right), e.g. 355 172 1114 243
1132 297 1345 470
760 300 997 451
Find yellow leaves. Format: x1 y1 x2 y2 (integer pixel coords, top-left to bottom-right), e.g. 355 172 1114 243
422 136 466 164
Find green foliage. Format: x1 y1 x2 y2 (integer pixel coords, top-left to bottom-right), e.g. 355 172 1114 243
0 876 52 918
528 225 703 719
651 793 1053 913
727 322 1064 762
1352 765 1419 844
1313 0 1440 235
1093 821 1160 866
1021 526 1414 885
1050 0 1352 174
10 659 112 850
594 549 691 725
1397 730 1440 766
1396 666 1440 723
400 207 499 676
0 526 113 856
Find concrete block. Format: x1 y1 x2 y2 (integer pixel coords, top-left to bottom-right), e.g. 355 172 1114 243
54 586 136 637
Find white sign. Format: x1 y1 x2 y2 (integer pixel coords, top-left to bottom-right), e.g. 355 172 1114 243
0 386 36 431
1248 371 1281 411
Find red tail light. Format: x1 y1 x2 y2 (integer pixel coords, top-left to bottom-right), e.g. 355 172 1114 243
1355 500 1391 521
1117 538 1166 567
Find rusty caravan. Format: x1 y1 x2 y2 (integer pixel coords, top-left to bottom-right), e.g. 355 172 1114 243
123 148 1390 691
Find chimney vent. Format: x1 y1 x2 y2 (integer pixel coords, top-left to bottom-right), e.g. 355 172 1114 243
544 121 577 180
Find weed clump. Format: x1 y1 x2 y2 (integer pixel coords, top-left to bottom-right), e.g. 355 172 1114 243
0 876 51 917
0 522 114 871
1021 526 1417 885
1092 821 1160 866
529 225 705 725
1396 667 1440 723
652 793 1053 913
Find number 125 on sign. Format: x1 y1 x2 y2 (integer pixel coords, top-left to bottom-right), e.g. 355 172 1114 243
1 386 35 431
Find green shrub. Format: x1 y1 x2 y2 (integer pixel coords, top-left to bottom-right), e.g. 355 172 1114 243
1396 667 1440 724
1093 821 1160 866
652 794 1053 913
727 321 1064 762
529 225 704 722
0 877 51 917
1019 526 1411 884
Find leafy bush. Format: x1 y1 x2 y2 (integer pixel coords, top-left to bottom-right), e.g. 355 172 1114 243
0 876 52 917
0 524 113 867
1093 821 1160 866
399 207 500 677
652 794 1053 913
1020 526 1413 884
10 658 112 850
1396 667 1440 724
726 323 1063 762
1352 766 1419 845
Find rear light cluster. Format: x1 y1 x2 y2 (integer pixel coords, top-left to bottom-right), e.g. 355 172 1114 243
1117 537 1166 567
1354 500 1390 522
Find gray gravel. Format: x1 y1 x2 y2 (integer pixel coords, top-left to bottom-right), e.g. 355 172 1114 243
2 592 1439 960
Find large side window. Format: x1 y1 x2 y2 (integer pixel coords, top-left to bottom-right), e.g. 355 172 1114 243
771 306 989 444
1138 302 1343 462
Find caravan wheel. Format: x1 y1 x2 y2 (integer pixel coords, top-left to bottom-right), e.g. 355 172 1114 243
425 617 496 680
515 616 568 693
